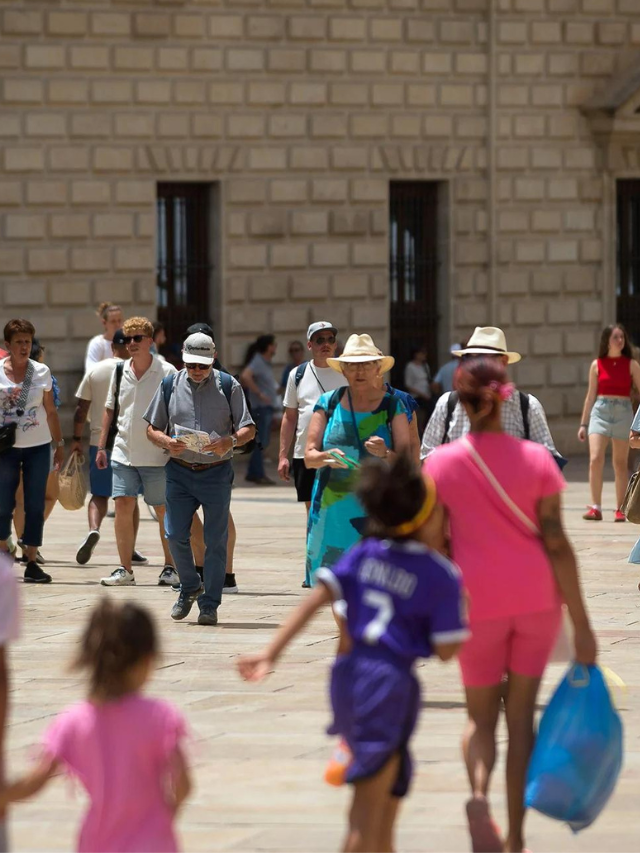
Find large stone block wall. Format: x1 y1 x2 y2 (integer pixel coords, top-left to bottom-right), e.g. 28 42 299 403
1 0 640 448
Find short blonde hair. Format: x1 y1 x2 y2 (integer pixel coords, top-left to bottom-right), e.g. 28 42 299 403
122 317 153 338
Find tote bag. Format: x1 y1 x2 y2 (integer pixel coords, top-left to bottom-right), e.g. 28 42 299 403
58 452 87 511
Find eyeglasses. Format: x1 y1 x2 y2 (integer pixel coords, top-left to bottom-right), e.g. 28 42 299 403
185 362 211 371
342 361 379 372
123 334 148 344
312 335 336 345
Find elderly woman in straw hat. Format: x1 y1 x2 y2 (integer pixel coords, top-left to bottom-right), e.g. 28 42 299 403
303 334 411 586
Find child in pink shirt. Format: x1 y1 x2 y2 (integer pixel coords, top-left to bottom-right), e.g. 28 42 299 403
424 356 597 853
0 599 191 853
0 551 20 853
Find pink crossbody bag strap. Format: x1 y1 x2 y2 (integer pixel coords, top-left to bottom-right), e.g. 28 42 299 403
461 437 540 538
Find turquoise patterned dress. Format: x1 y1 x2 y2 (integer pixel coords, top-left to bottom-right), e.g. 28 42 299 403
305 388 407 586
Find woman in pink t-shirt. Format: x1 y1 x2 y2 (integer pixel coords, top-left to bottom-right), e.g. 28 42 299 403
425 357 597 853
0 600 191 853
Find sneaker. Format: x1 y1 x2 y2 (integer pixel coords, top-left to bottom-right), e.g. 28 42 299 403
100 567 135 586
6 535 17 558
23 561 52 584
131 550 149 566
583 506 603 521
324 739 352 787
615 509 626 522
18 540 46 565
223 573 238 594
171 587 202 621
76 530 100 565
197 606 218 626
158 566 179 586
106 508 115 518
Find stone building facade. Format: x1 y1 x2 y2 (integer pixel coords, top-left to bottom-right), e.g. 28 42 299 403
2 0 640 449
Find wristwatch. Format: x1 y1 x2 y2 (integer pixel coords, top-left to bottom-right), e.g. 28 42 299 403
231 435 238 448
56 439 65 447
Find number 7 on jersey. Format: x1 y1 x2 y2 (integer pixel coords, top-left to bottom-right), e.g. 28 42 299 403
362 590 394 644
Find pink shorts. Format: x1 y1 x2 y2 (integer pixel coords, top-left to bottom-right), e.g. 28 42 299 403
459 608 562 688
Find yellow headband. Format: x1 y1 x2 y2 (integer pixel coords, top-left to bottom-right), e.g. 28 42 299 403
386 477 437 537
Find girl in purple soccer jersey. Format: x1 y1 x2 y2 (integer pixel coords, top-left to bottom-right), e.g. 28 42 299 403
238 454 469 853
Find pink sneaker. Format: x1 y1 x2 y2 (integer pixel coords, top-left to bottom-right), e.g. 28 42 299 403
614 509 626 522
583 506 602 521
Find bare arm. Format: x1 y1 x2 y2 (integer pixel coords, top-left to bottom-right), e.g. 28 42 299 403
237 584 333 682
239 367 269 405
278 407 298 481
0 754 59 808
538 492 597 664
146 424 187 457
71 398 90 454
43 390 64 470
97 406 114 451
167 746 191 814
433 641 463 662
578 360 598 441
304 411 348 469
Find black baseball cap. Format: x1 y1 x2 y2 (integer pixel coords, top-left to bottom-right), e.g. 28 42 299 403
184 322 214 341
112 328 127 346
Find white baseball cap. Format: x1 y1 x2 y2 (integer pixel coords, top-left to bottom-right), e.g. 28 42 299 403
182 333 215 365
307 321 337 341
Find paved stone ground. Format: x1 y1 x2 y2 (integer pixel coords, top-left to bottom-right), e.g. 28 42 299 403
4 457 640 852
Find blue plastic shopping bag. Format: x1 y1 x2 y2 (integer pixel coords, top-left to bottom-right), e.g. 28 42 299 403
525 664 623 833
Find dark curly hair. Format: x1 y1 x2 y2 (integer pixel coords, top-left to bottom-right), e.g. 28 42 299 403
356 453 430 540
72 599 158 701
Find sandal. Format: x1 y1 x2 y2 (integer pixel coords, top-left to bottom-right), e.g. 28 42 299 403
465 797 503 853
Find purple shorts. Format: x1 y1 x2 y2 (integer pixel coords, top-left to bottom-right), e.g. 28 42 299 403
328 647 420 798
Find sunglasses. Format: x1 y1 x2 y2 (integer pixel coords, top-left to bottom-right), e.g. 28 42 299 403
124 334 148 344
185 362 211 371
313 335 336 345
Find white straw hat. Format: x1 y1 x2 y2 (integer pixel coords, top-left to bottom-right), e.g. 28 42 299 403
452 327 521 364
327 334 395 374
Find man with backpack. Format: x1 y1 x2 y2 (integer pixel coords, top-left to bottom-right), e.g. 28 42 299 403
420 327 561 461
144 333 255 626
279 322 347 508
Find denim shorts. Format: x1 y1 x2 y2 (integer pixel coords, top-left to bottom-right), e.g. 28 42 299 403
89 445 112 498
589 397 633 441
111 461 166 506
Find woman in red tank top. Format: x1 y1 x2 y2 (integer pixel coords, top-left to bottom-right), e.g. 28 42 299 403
578 324 640 521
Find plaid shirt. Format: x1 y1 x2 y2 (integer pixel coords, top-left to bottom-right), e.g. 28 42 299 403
420 389 559 459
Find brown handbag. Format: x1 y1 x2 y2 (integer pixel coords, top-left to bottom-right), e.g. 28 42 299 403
621 471 640 523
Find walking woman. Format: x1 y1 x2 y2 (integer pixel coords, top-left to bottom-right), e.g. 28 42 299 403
425 356 597 853
304 334 411 587
240 334 279 485
578 324 640 521
84 302 123 374
0 320 65 583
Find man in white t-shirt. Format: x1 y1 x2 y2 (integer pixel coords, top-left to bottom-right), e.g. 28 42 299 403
71 329 146 568
96 317 177 587
0 551 19 852
278 321 347 552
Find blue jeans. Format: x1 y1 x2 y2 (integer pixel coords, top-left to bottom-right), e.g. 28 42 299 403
0 443 51 547
164 460 233 611
247 405 274 480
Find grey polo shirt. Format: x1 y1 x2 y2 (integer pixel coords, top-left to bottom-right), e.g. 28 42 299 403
144 368 254 464
247 353 279 409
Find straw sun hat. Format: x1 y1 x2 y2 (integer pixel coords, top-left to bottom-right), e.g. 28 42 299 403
327 334 395 375
451 326 521 365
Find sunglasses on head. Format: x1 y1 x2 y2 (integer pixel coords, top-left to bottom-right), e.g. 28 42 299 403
124 334 148 344
313 335 336 345
185 362 211 371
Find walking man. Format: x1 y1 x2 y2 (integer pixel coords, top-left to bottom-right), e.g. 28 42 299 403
278 321 346 511
96 317 178 586
71 329 145 567
145 333 255 626
420 327 562 461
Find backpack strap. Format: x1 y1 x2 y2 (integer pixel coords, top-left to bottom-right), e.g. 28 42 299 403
519 391 530 441
324 387 346 422
106 361 125 450
161 372 176 412
443 391 458 444
294 362 308 388
219 371 235 431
